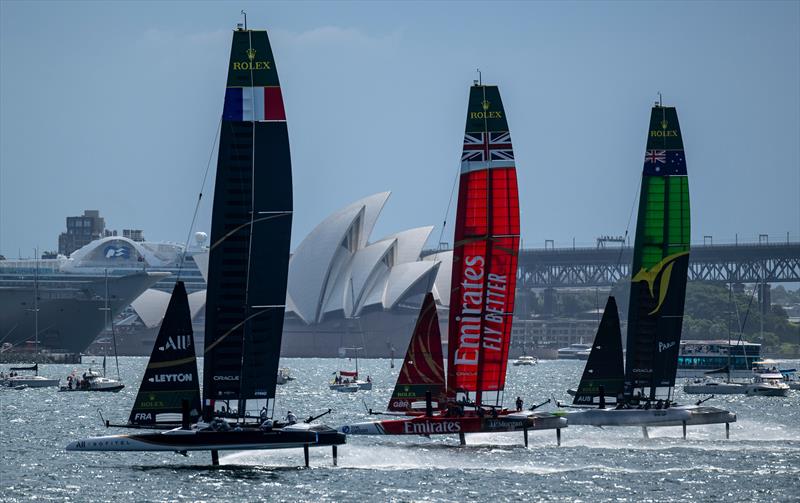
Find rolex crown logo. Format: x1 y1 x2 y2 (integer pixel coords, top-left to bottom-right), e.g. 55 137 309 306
482 100 491 111
660 119 669 130
247 48 257 61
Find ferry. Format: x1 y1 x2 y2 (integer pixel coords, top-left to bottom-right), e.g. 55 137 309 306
557 343 592 360
676 340 761 378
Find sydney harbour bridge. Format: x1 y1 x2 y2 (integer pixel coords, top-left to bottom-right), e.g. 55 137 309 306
517 240 800 289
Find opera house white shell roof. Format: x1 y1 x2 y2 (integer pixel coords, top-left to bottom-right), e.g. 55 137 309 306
286 192 442 324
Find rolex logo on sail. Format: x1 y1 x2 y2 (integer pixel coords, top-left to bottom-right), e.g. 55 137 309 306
233 48 271 71
470 99 502 119
650 119 678 137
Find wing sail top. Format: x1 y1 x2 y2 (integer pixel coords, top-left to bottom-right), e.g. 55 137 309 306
446 85 520 406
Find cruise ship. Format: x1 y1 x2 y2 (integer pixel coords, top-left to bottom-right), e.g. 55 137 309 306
0 235 206 354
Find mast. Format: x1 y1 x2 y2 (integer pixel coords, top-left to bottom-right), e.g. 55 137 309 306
104 269 121 380
446 83 520 407
203 27 292 420
33 248 39 355
623 103 690 403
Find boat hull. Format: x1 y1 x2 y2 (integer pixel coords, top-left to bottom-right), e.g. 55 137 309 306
59 384 124 392
339 412 566 436
675 405 737 425
66 424 345 452
744 385 789 397
684 382 746 394
564 408 691 426
3 377 59 388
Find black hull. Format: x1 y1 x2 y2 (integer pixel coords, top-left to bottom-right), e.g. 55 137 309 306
67 425 346 452
58 385 124 393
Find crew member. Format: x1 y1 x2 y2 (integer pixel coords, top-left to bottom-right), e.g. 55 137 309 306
286 411 297 424
515 396 523 411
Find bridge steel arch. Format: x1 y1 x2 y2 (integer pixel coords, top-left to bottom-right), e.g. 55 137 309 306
517 242 800 288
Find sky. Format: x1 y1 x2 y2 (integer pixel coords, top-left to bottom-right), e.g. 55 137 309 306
1 1 798 258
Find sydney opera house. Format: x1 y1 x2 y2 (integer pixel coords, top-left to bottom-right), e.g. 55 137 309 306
282 192 451 357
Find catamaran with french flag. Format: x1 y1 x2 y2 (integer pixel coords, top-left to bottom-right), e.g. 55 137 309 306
337 81 567 446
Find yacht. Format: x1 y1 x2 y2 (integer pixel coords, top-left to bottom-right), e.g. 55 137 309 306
684 359 790 396
1 364 59 388
60 368 124 392
512 355 538 366
746 372 790 396
557 343 592 360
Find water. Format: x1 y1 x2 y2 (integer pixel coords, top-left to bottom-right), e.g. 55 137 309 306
2 358 799 502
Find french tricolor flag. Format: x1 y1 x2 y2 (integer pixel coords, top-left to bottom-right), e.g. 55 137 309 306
223 86 286 122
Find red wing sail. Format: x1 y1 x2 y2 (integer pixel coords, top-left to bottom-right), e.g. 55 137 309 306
387 293 446 412
446 85 520 406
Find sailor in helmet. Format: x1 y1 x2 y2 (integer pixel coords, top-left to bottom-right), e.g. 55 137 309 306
286 410 297 425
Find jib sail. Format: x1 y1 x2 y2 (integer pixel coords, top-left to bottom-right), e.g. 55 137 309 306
202 28 293 413
446 84 520 406
573 296 624 406
388 293 446 412
129 281 201 425
623 104 690 401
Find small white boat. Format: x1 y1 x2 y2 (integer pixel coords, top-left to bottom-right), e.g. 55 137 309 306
746 372 790 396
329 347 372 391
329 371 372 392
512 356 538 366
1 364 59 388
59 369 124 392
276 367 295 385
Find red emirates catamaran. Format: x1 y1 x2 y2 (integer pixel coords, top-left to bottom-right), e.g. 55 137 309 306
338 81 566 445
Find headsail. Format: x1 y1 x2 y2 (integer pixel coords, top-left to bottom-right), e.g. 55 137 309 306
446 84 520 406
203 29 293 412
387 293 445 412
623 105 690 401
129 281 201 425
573 296 624 406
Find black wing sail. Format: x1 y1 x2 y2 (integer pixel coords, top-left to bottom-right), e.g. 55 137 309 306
573 296 624 406
623 105 690 402
129 281 201 425
203 29 292 411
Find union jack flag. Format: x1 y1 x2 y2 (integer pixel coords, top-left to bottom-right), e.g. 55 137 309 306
462 132 514 162
644 150 666 164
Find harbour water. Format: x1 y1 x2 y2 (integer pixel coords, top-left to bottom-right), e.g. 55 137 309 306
2 358 799 502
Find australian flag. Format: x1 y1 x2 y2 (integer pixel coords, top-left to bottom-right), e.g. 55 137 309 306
644 149 686 176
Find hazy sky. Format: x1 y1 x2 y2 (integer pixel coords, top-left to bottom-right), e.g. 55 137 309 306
1 1 798 258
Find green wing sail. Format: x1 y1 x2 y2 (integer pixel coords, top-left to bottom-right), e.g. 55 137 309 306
623 105 690 401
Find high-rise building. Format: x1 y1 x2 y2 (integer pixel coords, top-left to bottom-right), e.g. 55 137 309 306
57 210 106 256
122 229 145 242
